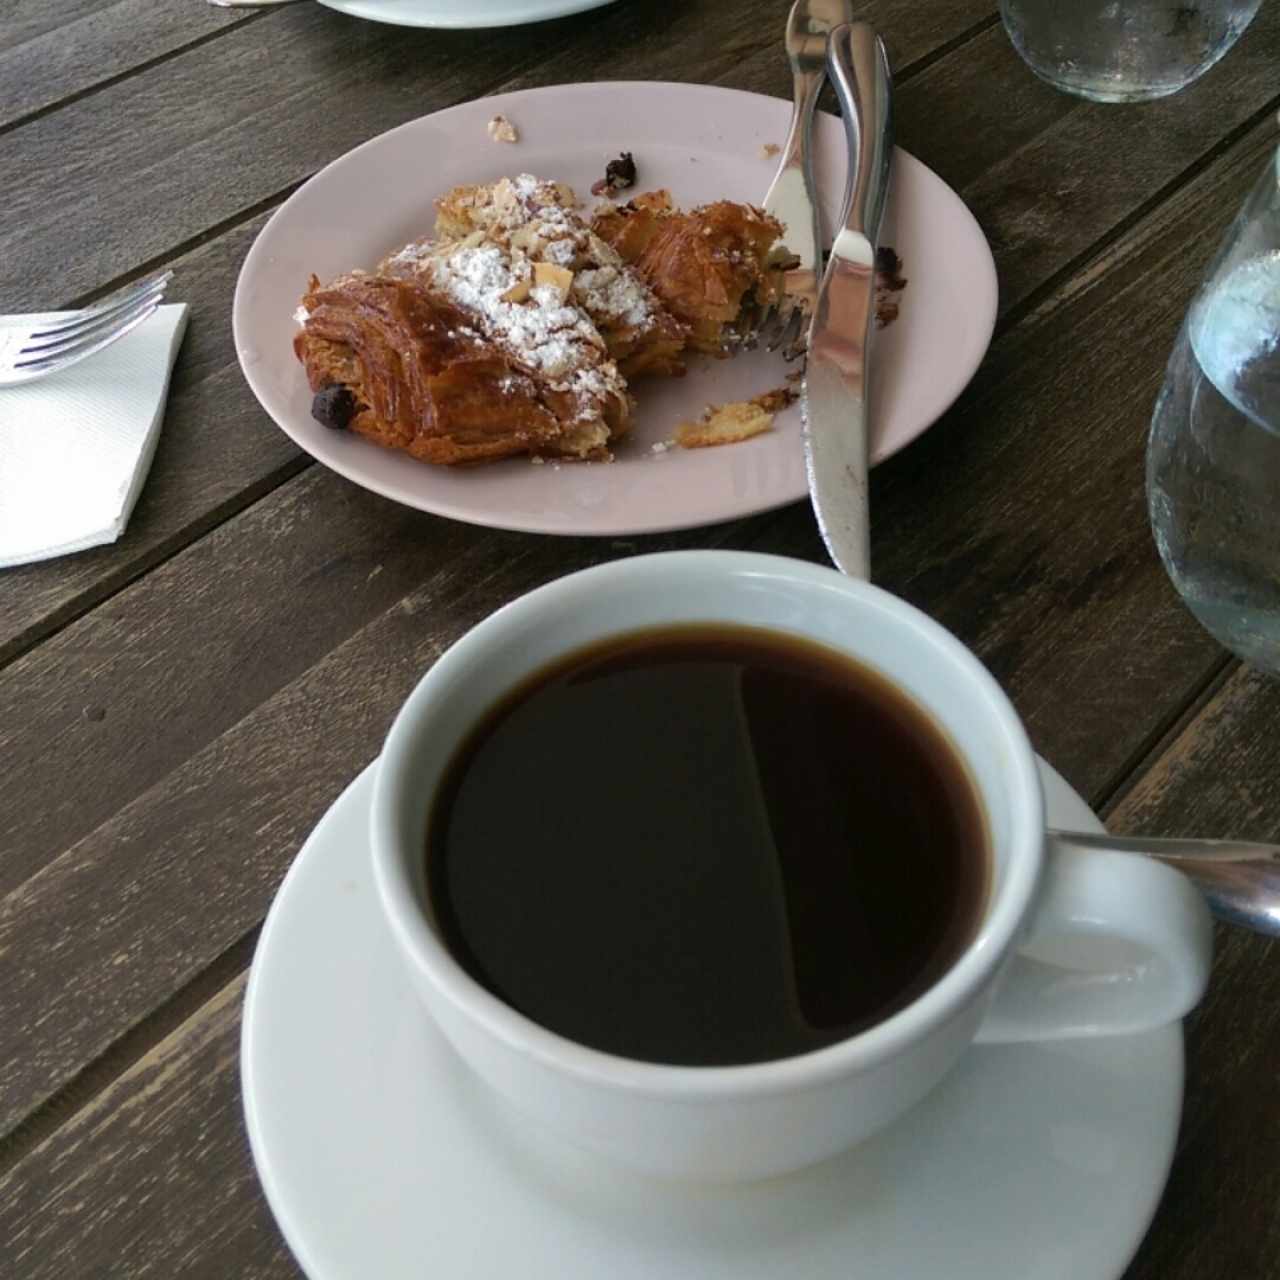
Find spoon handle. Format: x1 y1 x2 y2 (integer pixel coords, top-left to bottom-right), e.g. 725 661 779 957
1048 829 1280 936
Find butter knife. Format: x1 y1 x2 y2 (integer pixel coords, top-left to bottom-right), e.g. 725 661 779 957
803 22 893 581
762 0 857 326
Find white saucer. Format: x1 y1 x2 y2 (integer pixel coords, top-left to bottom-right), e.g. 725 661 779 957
317 0 614 28
242 759 1182 1280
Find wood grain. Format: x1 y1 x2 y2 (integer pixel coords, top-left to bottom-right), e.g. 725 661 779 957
5 1 1280 1274
0 0 992 665
5 1 1277 678
737 118 1277 806
0 211 303 667
1 109 1275 1148
0 487 783 1139
5 40 1274 1146
0 973 298 1279
1105 666 1280 1279
0 0 251 130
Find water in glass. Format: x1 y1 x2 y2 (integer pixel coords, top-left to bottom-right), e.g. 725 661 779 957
1000 0 1261 102
1148 147 1280 675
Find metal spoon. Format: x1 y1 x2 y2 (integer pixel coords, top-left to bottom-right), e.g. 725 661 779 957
1048 830 1280 936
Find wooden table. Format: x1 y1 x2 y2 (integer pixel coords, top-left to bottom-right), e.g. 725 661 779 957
3 1 1278 1274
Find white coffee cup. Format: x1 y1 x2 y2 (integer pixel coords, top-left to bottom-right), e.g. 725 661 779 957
371 551 1212 1182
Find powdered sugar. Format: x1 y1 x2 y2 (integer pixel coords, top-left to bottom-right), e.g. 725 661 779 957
441 175 658 337
574 265 651 329
427 243 607 385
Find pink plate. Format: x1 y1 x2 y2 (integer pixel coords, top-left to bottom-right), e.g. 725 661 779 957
233 82 997 537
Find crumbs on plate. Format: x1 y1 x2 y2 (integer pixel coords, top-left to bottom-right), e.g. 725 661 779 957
674 386 797 449
875 246 908 328
487 114 519 143
760 142 781 160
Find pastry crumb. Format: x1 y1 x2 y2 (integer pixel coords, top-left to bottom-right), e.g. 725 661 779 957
675 386 797 448
760 142 781 159
650 440 673 454
530 455 546 465
676 400 774 449
487 114 519 143
752 385 798 414
875 245 908 329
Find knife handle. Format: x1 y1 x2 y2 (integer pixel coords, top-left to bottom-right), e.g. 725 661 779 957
827 23 893 244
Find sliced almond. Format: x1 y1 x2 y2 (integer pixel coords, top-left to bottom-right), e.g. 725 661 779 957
533 261 574 299
501 276 532 303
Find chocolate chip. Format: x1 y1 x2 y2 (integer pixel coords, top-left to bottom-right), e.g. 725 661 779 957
312 384 356 430
591 151 638 197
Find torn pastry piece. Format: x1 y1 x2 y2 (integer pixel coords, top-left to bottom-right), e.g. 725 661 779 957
675 397 777 449
487 114 518 143
591 191 786 355
293 271 625 464
377 230 633 453
430 175 687 379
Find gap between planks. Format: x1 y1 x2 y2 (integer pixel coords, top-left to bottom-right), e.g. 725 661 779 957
0 9 267 144
994 88 1280 342
5 80 1275 679
0 8 1011 675
0 120 1264 1180
0 924 261 1181
1097 653 1240 822
59 9 1002 314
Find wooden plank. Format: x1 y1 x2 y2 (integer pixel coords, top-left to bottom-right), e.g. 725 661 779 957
6 659 1280 1280
1103 667 1280 1279
0 110 1274 1141
0 973 299 1279
0 0 993 657
0 0 994 314
0 0 250 130
736 119 1279 807
0 2 569 311
2 6 1270 677
3 687 1279 1280
0 211 304 667
953 9 1280 316
0 489 781 1139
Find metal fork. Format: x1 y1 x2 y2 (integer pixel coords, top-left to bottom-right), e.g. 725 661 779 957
757 0 855 361
0 271 172 386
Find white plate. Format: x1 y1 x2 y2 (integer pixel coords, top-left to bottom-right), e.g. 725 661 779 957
234 83 997 536
317 0 614 28
241 757 1182 1280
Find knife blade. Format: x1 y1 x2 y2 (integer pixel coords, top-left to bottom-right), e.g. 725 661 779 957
803 22 893 582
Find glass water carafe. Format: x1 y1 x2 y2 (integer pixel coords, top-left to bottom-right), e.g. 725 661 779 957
1147 138 1280 675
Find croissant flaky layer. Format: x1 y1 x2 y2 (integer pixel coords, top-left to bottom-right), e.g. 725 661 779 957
294 275 619 463
292 175 787 467
590 191 786 355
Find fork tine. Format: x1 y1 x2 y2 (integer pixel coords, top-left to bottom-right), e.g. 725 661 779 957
17 288 167 364
768 304 810 358
27 271 173 342
13 297 162 376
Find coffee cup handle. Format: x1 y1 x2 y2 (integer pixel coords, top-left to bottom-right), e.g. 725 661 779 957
974 835 1213 1044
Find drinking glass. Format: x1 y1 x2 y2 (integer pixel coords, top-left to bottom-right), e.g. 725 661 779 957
1000 0 1261 102
1147 133 1280 675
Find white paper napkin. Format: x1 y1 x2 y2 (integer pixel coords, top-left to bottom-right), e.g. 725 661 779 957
0 303 189 569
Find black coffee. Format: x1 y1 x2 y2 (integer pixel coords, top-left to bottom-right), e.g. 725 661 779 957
426 625 989 1066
